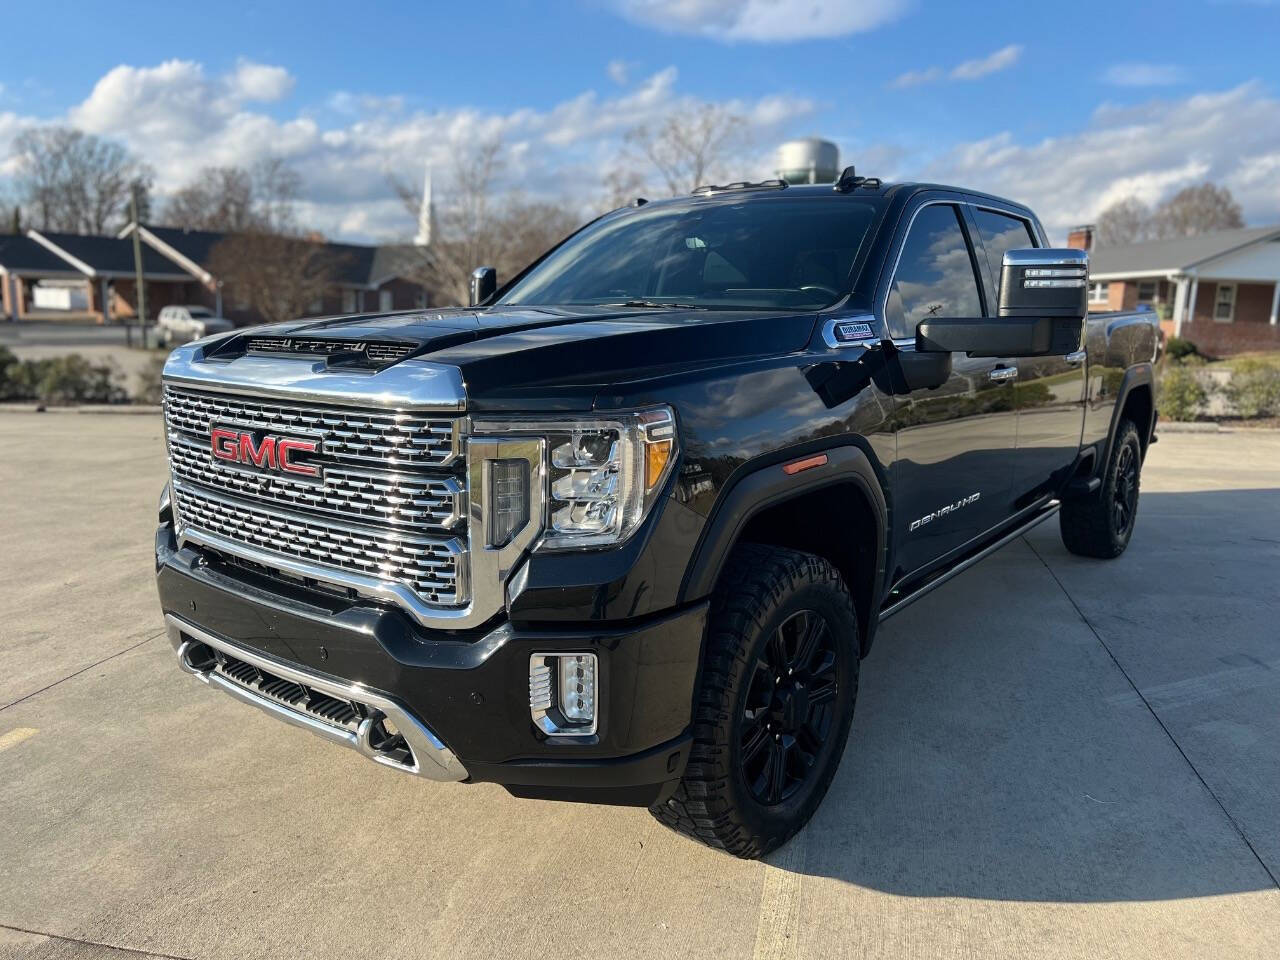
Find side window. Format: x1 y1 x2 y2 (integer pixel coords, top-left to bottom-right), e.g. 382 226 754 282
972 208 1037 291
886 204 983 339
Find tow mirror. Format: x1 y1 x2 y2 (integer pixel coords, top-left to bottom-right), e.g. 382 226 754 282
469 266 497 306
916 248 1087 357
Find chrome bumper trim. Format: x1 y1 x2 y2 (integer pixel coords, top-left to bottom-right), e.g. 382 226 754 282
167 614 468 782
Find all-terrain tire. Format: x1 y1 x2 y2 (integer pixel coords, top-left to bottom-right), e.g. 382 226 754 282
650 543 859 858
1060 418 1143 559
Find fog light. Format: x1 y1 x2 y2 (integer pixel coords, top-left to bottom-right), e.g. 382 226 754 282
529 653 598 737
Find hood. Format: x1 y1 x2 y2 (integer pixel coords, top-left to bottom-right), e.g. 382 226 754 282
203 304 819 411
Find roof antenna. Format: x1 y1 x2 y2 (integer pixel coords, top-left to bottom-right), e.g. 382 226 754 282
833 165 881 193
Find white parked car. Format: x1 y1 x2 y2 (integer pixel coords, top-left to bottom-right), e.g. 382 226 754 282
157 306 234 345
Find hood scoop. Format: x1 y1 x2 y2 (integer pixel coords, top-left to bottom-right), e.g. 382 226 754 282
209 334 420 369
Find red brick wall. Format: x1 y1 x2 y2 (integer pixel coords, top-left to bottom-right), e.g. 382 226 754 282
1181 281 1280 355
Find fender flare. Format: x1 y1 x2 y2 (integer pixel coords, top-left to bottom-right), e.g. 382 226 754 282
1101 362 1155 471
679 444 890 648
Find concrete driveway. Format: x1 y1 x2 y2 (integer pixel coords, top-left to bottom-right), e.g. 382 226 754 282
1 413 1277 959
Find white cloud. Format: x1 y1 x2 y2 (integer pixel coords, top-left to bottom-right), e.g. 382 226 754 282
917 83 1280 239
891 44 1022 88
950 44 1022 80
1103 63 1186 87
889 67 942 89
607 59 631 85
609 0 910 42
227 59 295 102
42 59 814 241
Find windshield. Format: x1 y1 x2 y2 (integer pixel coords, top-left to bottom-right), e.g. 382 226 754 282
498 196 884 311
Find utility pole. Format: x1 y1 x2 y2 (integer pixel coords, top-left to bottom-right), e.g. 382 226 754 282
130 189 148 348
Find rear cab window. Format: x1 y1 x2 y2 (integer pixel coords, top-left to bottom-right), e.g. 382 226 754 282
971 207 1038 293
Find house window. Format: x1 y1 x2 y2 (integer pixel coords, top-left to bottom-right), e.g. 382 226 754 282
342 289 357 313
1136 280 1156 303
1214 283 1236 323
1089 281 1110 304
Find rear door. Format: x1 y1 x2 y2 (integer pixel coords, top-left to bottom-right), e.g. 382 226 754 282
969 206 1087 502
885 200 1019 577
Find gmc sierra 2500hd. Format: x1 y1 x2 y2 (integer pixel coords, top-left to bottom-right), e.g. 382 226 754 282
156 170 1160 858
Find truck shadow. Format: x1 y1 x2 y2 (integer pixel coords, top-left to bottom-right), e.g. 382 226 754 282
782 488 1280 902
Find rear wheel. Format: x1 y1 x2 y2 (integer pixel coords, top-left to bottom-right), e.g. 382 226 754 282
1060 419 1143 558
651 544 859 858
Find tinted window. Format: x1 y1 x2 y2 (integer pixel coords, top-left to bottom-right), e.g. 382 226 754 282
886 204 983 338
498 197 884 311
972 208 1036 289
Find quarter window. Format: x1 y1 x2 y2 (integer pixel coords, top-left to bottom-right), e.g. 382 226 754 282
1214 283 1236 322
886 204 983 339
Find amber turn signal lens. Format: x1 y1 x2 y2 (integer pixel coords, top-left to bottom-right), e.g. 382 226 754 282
645 439 674 491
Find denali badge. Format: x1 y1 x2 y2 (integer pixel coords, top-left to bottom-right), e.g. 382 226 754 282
910 492 980 532
210 427 321 479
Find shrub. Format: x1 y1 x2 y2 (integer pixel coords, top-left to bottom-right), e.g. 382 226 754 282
1160 364 1210 421
0 353 127 405
1165 336 1200 363
1223 358 1280 419
135 355 166 405
0 346 18 399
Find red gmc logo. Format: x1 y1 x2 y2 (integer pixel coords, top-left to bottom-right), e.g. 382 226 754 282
210 427 321 479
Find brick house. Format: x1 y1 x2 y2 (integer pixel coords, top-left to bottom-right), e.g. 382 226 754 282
2 230 202 322
118 224 434 325
1067 224 1280 355
1 235 95 320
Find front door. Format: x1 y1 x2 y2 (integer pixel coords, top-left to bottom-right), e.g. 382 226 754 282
968 207 1087 503
885 201 1019 577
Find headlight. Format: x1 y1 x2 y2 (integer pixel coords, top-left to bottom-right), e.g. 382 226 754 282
472 406 678 551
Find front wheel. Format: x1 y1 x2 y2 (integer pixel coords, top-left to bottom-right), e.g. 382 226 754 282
651 544 859 858
1060 418 1143 558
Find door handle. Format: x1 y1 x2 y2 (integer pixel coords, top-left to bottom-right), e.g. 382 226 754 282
1065 350 1087 365
988 365 1019 383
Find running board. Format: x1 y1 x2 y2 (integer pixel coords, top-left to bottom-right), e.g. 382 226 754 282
879 501 1060 621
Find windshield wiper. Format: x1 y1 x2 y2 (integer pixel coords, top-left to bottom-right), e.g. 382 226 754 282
594 299 708 310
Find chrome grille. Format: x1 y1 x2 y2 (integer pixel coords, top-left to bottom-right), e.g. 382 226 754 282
163 386 458 468
164 383 468 611
167 433 463 529
172 485 463 604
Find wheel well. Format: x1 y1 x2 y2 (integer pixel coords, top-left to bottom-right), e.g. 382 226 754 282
1121 383 1154 453
732 483 879 656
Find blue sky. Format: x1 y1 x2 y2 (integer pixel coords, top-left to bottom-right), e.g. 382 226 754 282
2 0 1278 241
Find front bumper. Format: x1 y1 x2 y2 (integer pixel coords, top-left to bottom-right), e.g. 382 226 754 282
156 526 705 806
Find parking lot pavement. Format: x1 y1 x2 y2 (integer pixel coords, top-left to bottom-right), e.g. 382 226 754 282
1 413 1278 960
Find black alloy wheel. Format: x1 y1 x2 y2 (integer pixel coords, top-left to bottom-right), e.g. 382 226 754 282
739 610 839 805
1112 442 1138 537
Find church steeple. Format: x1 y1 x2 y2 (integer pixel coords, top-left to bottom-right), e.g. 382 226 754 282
414 165 435 247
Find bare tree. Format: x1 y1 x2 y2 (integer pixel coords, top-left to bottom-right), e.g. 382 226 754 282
1095 196 1151 247
164 167 256 231
391 137 582 305
1150 183 1244 239
11 126 153 234
621 104 748 196
163 158 302 232
1095 183 1246 247
207 231 348 324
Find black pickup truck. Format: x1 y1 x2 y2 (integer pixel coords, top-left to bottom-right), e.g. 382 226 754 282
156 173 1160 858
